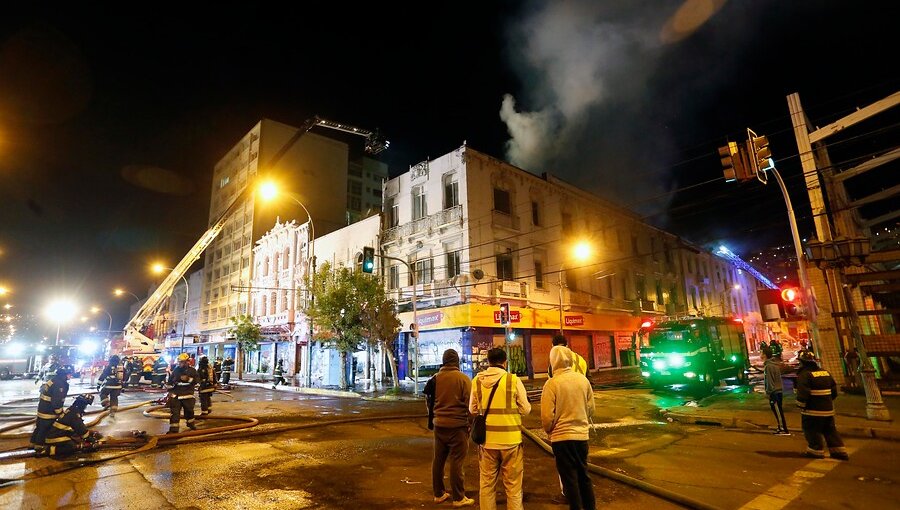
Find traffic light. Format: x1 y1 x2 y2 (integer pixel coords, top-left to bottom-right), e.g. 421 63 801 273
747 128 772 184
717 142 752 182
361 246 375 273
780 287 804 320
499 302 510 325
410 322 419 339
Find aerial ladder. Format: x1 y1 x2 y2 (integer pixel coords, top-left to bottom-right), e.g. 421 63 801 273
121 116 388 353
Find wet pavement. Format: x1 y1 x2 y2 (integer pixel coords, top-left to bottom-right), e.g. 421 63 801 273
1 376 898 509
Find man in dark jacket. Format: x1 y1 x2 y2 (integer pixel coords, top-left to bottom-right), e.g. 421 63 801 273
152 356 169 388
796 350 848 460
423 349 474 507
197 355 216 416
31 365 72 452
98 355 124 417
44 394 102 458
167 353 199 433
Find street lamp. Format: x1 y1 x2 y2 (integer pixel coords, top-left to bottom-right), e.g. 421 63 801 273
113 288 141 302
153 264 190 353
258 180 316 388
44 299 78 346
0 286 8 296
91 306 114 335
805 236 887 421
558 240 593 337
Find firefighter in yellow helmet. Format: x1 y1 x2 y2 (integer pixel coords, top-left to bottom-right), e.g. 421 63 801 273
166 353 198 433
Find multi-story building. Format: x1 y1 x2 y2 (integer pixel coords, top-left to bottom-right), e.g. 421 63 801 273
159 269 204 357
249 215 382 385
381 144 763 379
199 118 387 355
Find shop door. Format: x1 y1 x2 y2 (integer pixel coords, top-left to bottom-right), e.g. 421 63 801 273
568 335 592 369
531 334 553 373
593 335 615 368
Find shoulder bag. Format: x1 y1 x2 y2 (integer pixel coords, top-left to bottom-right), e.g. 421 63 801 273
470 375 503 445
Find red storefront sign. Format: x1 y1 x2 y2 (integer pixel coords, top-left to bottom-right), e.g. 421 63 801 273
493 310 521 323
564 315 585 326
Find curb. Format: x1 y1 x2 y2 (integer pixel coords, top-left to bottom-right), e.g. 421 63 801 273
662 411 900 441
230 381 362 399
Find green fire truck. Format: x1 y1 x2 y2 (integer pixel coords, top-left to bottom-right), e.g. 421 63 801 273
638 317 750 390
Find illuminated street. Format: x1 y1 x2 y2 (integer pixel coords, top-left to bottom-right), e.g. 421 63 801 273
1 379 898 509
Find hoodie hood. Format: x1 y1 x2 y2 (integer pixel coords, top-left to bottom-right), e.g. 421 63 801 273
477 366 508 388
550 345 573 373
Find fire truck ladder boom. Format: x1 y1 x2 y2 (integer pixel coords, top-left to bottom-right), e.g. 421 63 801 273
122 115 387 352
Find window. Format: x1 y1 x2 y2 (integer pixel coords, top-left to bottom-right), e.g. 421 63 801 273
284 248 290 269
349 196 362 211
219 175 230 188
531 201 540 226
282 290 288 311
372 188 382 198
389 265 400 290
561 213 573 235
385 198 399 227
496 253 514 281
534 260 544 289
635 274 646 301
493 188 511 214
412 185 427 220
348 180 362 195
656 280 664 305
444 174 459 209
446 251 461 279
415 258 433 284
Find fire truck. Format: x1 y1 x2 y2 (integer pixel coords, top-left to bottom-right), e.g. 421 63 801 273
638 316 750 390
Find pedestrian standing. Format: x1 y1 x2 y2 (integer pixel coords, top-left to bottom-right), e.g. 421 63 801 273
98 355 124 417
469 348 531 510
763 347 790 435
197 355 216 416
167 353 198 433
424 349 474 507
548 335 587 377
795 350 849 460
843 348 860 388
542 346 596 510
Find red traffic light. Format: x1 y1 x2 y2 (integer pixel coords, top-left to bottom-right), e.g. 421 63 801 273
780 287 799 302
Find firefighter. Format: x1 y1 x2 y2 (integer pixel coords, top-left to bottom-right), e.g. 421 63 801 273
98 355 124 417
221 356 234 386
122 357 132 388
272 359 286 388
44 394 102 458
31 364 73 453
213 356 223 385
167 353 198 433
36 354 60 384
197 355 216 416
152 356 169 388
795 350 849 460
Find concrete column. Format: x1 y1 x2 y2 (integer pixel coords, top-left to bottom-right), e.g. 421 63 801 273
806 266 846 384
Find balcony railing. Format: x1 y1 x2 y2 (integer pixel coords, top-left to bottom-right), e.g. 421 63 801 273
382 205 462 243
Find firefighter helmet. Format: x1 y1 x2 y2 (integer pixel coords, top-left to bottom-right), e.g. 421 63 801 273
57 364 75 376
72 394 94 413
109 355 120 366
177 353 190 362
797 349 817 363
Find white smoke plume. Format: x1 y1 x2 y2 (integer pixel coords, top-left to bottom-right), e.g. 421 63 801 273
501 0 726 218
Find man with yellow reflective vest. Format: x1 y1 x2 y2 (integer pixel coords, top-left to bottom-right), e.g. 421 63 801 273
469 348 531 510
31 365 72 453
795 350 848 460
548 335 588 377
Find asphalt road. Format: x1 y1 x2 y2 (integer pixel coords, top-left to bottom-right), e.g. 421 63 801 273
0 379 897 509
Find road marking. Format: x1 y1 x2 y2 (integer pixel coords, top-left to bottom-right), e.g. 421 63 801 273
738 448 857 510
591 419 661 429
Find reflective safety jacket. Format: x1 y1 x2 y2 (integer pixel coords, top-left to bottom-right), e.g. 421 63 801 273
168 365 198 398
38 362 60 382
152 358 169 376
99 364 124 390
274 364 284 377
44 409 89 446
476 372 523 446
37 374 69 420
796 366 838 417
198 364 216 393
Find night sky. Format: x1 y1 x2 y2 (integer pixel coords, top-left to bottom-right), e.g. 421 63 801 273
1 1 897 333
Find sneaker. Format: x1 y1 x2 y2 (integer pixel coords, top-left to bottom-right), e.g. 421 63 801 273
776 430 792 436
451 497 475 507
550 493 568 505
434 493 450 504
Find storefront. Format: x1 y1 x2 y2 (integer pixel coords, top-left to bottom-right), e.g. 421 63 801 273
397 303 643 379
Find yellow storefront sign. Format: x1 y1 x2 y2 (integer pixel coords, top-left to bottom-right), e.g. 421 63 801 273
399 303 641 333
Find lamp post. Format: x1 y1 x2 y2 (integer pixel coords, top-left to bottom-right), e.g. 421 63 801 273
153 265 190 354
44 299 77 346
805 236 888 421
113 288 141 302
91 306 113 334
258 182 316 387
557 241 593 337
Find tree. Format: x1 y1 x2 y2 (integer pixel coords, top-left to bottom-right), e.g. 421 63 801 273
363 297 402 390
228 314 262 381
308 261 400 391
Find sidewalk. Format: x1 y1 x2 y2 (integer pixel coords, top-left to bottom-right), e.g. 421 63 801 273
229 379 423 401
662 388 900 441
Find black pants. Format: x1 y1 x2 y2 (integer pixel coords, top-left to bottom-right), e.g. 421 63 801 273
222 372 231 385
801 415 846 457
100 388 120 413
552 440 595 510
273 375 285 386
768 391 788 431
152 374 166 387
199 390 213 413
432 425 469 502
30 417 56 445
169 396 196 431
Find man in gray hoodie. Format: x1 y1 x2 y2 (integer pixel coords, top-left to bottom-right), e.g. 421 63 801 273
763 346 790 435
542 345 596 510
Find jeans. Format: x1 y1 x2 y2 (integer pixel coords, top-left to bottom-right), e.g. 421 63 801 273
768 391 788 431
432 425 469 501
478 444 524 510
552 440 595 510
